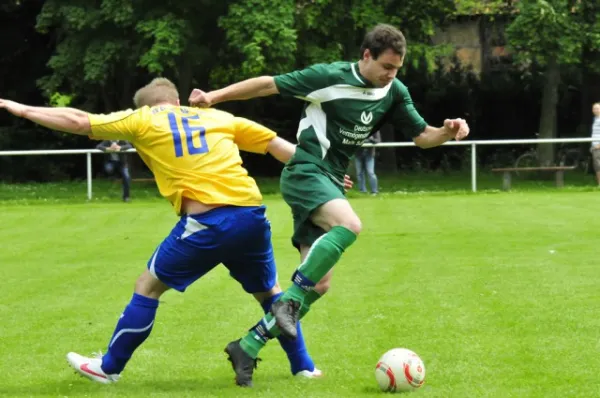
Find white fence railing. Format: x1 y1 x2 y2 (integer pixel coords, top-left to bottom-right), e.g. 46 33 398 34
0 138 596 199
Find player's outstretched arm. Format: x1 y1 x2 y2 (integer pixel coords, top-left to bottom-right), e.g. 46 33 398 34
264 136 353 190
413 119 469 149
266 136 296 164
189 76 279 108
0 99 91 135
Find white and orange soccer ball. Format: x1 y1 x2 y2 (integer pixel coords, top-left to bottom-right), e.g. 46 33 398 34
375 348 426 393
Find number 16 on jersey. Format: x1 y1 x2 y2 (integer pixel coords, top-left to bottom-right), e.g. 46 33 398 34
168 112 209 157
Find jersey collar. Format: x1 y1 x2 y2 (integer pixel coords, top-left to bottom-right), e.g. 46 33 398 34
351 62 376 88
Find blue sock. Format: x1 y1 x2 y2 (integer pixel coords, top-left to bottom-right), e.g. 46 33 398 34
101 293 159 374
261 293 315 375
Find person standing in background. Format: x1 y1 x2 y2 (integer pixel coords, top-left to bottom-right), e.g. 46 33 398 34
355 130 381 195
590 103 600 186
96 140 133 201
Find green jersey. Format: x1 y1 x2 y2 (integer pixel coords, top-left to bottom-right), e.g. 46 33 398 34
274 61 427 181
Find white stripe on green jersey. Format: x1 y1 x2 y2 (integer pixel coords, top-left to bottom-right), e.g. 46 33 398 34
274 61 427 179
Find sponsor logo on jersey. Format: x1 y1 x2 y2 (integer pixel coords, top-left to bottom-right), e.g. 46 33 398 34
361 111 373 125
339 128 370 140
337 111 375 145
354 125 371 132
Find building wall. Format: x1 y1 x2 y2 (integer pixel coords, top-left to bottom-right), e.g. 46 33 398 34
432 16 511 75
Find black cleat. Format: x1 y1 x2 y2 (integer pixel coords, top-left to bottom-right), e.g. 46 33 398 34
270 299 301 340
224 339 260 387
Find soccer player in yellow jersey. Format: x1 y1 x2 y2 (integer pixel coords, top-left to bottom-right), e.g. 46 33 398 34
0 78 337 387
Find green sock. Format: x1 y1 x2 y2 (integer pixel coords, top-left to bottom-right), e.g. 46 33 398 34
240 332 264 359
241 291 322 358
283 226 356 303
299 289 322 319
282 284 308 305
240 313 281 359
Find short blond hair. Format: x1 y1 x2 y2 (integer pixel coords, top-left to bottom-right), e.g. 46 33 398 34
133 77 179 108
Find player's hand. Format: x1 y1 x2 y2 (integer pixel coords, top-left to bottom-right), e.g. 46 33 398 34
0 99 27 118
189 89 213 108
344 174 354 192
443 118 469 141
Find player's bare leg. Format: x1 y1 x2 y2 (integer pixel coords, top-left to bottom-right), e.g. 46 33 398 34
234 199 360 382
272 199 361 339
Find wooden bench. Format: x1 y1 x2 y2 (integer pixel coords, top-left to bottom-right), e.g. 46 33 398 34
491 166 576 190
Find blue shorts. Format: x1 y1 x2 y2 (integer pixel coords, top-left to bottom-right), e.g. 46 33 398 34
147 205 277 293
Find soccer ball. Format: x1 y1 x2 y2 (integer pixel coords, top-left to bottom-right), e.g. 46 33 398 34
375 348 426 393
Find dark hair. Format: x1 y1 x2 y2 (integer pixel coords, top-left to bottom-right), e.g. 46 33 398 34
360 24 406 59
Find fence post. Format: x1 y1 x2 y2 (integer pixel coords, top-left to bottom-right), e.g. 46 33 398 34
86 152 92 200
471 143 477 192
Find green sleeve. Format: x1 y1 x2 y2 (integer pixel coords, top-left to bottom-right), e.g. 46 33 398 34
388 84 428 139
274 64 331 98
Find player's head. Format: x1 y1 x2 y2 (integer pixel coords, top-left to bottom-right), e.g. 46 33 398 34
133 78 180 108
593 102 600 116
359 24 406 88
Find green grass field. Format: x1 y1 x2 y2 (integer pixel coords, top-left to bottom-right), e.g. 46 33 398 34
0 178 599 397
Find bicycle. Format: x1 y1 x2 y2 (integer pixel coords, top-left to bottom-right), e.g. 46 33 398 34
513 143 591 177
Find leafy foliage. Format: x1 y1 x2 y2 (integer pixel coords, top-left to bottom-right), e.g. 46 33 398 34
4 0 600 180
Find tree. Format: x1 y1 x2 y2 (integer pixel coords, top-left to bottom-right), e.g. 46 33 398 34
454 0 513 16
0 0 69 181
506 0 600 165
216 0 457 80
36 0 228 111
214 0 297 83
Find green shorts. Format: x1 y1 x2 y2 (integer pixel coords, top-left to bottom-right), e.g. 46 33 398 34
280 163 346 249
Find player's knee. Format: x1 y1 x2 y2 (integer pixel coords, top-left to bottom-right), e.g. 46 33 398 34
134 270 169 299
340 217 362 236
253 282 282 302
270 281 282 294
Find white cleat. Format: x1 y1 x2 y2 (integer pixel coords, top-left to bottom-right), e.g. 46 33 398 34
66 352 120 384
295 367 323 378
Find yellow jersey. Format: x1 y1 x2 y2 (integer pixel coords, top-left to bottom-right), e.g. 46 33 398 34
88 105 276 215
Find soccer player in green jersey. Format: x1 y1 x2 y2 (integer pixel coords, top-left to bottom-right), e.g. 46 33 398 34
190 24 469 384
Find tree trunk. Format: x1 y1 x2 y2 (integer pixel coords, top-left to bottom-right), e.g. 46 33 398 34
537 57 560 166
